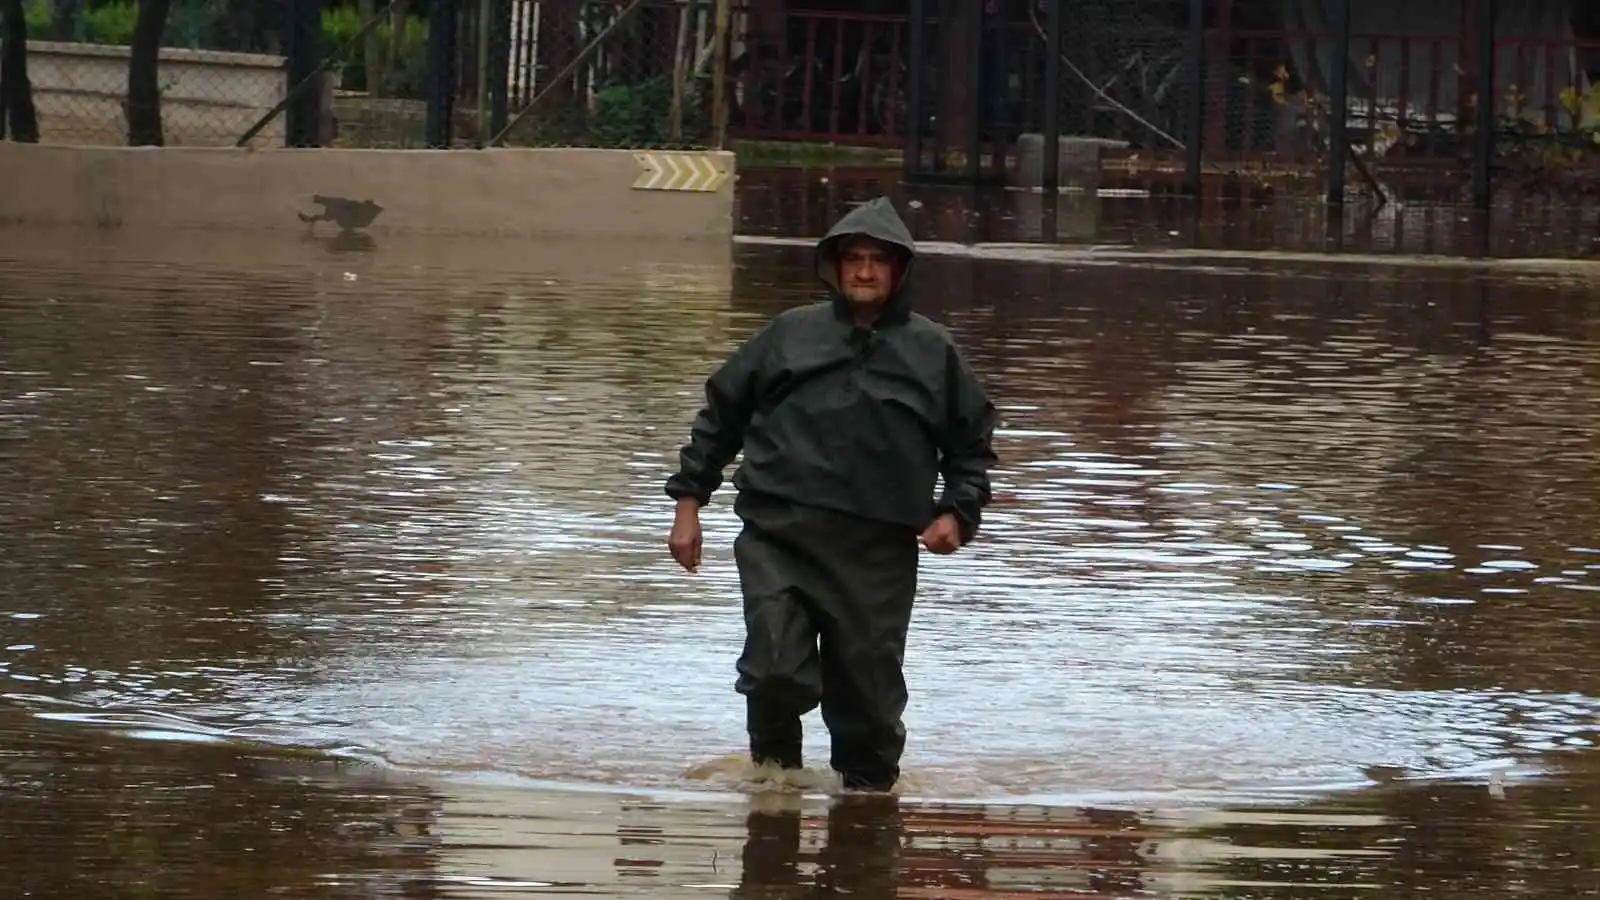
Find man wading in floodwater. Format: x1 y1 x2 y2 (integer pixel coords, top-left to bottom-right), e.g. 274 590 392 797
664 197 998 793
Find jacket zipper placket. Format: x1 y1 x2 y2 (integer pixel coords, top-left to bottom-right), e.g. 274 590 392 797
847 325 874 395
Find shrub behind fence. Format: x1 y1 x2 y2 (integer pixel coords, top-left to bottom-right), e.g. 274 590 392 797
0 0 728 150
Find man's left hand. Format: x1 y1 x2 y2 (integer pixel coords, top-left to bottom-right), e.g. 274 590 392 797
920 513 963 555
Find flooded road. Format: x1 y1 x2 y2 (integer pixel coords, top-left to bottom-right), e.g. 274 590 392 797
734 166 1600 261
2 212 1600 896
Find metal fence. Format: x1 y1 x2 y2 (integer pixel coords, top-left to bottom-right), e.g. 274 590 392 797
728 0 1600 207
3 0 305 146
2 0 1596 208
478 0 727 148
0 0 732 150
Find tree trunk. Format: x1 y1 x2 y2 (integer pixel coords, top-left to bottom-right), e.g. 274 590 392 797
127 0 173 146
386 0 408 96
0 0 40 142
358 0 381 96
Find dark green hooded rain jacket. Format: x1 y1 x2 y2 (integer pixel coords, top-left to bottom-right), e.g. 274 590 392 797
666 197 998 543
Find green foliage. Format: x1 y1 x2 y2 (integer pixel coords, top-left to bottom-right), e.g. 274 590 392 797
24 0 216 46
21 0 430 99
82 0 138 44
23 0 51 38
320 4 429 98
508 73 714 149
587 75 671 147
582 73 711 149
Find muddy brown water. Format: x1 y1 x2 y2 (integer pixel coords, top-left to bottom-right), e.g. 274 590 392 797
2 205 1599 897
733 166 1600 260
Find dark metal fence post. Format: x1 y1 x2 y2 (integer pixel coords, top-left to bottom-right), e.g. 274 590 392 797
1181 0 1204 196
284 0 323 146
487 0 511 140
1042 0 1062 193
963 0 981 181
903 0 925 181
1471 0 1495 212
1325 0 1351 206
426 0 459 148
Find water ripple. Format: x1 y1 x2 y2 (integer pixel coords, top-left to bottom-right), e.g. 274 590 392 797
1 238 1597 809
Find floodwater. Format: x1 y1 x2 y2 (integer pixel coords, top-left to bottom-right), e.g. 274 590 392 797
3 194 1600 897
734 166 1600 261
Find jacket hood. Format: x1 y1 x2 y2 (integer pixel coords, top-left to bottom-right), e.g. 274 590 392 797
815 197 917 323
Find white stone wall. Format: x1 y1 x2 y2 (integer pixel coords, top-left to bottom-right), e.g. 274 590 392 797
26 41 287 148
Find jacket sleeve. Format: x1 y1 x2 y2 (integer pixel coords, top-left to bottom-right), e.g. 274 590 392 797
936 341 998 544
665 323 774 506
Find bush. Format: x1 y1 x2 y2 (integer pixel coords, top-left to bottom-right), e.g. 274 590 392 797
82 0 138 44
512 73 712 149
587 74 713 148
25 0 176 45
321 5 429 98
22 0 426 96
588 75 671 147
23 0 50 39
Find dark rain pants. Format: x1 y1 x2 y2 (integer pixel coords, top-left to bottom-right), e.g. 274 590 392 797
731 490 919 792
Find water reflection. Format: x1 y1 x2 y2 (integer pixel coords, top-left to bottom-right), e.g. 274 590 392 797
0 711 446 898
735 166 1600 260
2 224 1600 894
13 707 1600 900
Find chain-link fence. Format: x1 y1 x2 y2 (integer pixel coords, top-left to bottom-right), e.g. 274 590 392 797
2 0 1594 202
1192 2 1600 198
4 0 305 146
319 1 433 148
0 0 729 149
1048 0 1188 157
487 0 719 148
713 0 1597 206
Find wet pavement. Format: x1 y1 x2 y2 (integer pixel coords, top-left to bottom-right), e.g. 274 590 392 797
2 186 1600 896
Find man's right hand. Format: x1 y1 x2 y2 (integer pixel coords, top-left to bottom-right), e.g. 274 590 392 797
668 498 704 572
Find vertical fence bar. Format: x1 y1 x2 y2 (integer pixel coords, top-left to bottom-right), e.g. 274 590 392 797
426 0 459 147
828 19 845 137
886 23 900 137
1042 0 1062 192
488 0 511 139
1395 38 1411 160
182 0 199 47
857 22 873 135
285 0 323 146
802 19 818 132
456 1 475 110
1325 0 1352 206
963 0 981 180
1471 0 1495 212
987 9 1005 174
1204 0 1232 150
1182 0 1204 196
774 16 791 133
713 0 731 148
904 0 926 180
474 0 491 147
669 1 690 141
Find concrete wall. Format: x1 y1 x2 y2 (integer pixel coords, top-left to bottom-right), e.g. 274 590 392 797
26 41 287 148
0 144 736 241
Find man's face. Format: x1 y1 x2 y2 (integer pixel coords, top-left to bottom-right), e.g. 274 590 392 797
837 236 897 307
